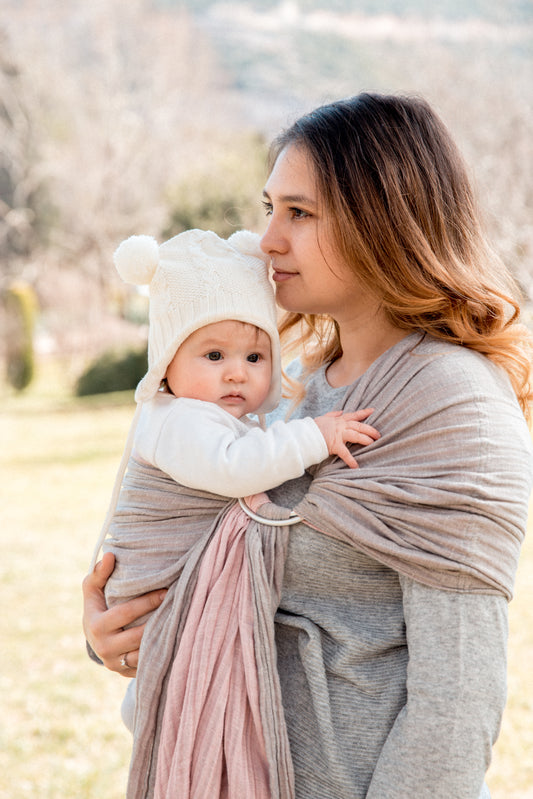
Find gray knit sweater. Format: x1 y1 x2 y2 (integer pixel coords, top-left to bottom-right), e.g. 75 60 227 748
266 356 515 799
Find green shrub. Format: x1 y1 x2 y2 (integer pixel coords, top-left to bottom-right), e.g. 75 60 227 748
75 346 148 397
4 280 38 392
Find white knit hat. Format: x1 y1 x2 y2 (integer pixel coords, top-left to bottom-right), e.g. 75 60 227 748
114 228 281 413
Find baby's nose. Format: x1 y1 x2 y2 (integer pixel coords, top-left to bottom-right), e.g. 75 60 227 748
225 360 247 381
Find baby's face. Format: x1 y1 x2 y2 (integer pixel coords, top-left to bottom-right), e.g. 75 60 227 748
165 320 272 419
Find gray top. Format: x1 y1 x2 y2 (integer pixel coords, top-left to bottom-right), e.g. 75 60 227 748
267 358 507 799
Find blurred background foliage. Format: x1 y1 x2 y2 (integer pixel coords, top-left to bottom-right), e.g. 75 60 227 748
0 0 532 394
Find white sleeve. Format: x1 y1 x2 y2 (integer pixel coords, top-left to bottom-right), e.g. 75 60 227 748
135 398 329 497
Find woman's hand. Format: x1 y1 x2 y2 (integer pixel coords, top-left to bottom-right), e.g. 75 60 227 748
82 552 167 676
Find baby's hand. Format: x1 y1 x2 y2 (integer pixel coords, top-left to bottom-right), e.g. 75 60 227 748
314 408 380 469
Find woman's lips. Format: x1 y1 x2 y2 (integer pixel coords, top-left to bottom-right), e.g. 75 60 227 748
272 269 296 282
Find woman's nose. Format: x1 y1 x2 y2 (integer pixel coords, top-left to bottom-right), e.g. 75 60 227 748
260 217 286 255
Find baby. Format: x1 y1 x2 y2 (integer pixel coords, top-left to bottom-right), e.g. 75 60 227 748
90 228 379 736
92 228 378 557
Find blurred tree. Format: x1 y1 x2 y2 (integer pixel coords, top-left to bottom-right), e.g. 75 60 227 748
1 0 531 375
163 132 268 239
0 30 53 272
1 0 263 366
2 1 245 283
3 280 38 391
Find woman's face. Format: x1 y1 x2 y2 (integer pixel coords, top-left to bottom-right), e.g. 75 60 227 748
260 145 365 322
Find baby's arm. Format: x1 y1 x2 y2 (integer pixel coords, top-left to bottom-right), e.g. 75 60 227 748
313 408 380 468
138 398 379 497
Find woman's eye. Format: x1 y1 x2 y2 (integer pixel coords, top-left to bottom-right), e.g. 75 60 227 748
262 200 309 220
290 207 309 219
206 351 222 361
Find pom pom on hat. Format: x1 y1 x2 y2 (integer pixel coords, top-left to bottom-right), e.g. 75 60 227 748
114 235 160 286
227 229 266 261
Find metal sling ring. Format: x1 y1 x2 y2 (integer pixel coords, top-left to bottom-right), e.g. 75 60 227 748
238 497 303 527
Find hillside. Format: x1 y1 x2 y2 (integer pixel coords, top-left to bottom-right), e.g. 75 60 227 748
193 4 532 134
162 0 533 23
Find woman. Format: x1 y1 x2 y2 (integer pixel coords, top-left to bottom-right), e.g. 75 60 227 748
83 93 533 798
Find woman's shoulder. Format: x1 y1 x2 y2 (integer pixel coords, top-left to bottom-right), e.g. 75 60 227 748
414 336 512 394
398 336 531 441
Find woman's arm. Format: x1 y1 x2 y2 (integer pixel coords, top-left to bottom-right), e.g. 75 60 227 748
82 552 167 675
366 576 507 799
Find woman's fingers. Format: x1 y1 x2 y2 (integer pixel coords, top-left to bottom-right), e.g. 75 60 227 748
82 553 166 675
106 590 168 632
121 647 139 671
82 552 115 605
114 626 145 676
88 592 166 672
82 553 116 645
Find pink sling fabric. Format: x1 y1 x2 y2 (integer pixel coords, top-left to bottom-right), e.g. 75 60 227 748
104 467 295 799
154 498 270 799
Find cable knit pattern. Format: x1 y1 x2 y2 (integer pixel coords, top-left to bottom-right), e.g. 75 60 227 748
112 229 282 411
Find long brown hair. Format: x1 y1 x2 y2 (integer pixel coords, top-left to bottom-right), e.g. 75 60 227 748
270 92 532 420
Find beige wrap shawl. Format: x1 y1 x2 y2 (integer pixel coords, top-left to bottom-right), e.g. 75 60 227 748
101 332 533 799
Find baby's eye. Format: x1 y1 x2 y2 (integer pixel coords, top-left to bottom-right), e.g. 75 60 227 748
206 351 222 361
247 353 261 363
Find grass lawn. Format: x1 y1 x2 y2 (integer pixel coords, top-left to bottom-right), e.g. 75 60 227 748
1 362 532 798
